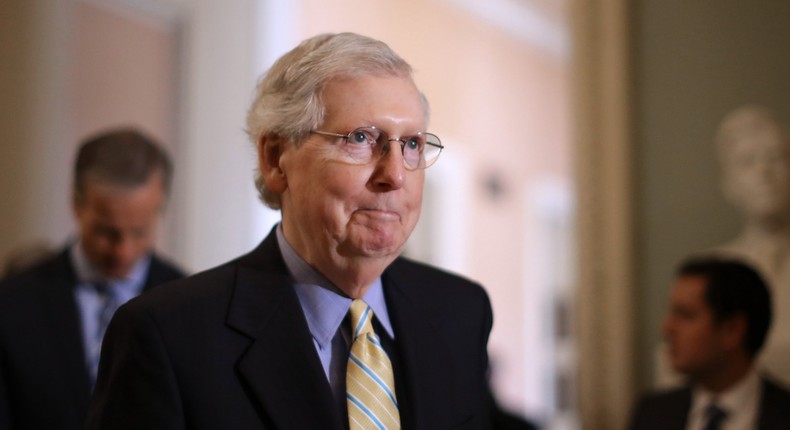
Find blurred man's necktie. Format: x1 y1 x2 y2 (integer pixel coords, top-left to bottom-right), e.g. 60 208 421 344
88 281 120 384
702 402 728 430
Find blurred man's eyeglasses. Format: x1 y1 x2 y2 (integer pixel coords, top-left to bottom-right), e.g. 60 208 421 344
310 126 443 170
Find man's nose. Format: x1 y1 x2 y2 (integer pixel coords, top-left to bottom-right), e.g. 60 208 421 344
110 235 136 261
371 141 406 191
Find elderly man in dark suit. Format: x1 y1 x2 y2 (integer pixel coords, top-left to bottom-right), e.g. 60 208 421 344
0 128 185 430
86 32 493 430
628 257 790 430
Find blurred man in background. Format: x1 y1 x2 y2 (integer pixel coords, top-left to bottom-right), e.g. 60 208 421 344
629 257 790 430
0 128 185 430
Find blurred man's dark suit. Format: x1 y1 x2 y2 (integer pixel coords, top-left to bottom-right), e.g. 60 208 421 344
0 248 184 430
86 230 494 429
628 377 790 430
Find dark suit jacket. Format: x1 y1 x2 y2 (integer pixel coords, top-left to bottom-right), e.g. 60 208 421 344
628 377 790 430
0 248 185 430
86 230 494 429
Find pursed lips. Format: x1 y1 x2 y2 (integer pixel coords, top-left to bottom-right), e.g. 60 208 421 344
353 207 401 221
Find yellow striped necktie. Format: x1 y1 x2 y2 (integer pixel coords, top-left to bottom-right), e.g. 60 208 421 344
346 299 401 430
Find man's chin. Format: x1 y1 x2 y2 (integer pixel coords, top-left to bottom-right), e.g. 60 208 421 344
342 236 405 260
100 265 132 279
345 226 407 253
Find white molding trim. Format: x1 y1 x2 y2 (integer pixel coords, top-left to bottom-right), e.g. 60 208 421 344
78 0 183 31
445 0 570 60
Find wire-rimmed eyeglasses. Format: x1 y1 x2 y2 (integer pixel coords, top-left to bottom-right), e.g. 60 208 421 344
310 126 443 170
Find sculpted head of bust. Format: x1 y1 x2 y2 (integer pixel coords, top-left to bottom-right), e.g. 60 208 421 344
717 105 790 224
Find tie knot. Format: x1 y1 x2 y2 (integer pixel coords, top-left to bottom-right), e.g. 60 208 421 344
706 403 726 418
92 281 112 295
349 299 374 339
704 403 728 430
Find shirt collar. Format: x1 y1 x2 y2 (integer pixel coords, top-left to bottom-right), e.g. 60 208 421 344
691 366 760 418
276 224 395 349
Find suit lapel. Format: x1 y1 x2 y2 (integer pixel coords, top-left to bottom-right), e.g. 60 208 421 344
673 388 693 429
383 265 457 430
40 251 92 415
225 234 344 430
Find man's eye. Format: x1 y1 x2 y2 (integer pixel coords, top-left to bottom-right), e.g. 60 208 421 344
350 131 372 145
404 138 422 151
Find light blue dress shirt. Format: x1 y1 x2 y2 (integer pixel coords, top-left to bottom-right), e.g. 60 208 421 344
71 241 150 380
275 225 394 404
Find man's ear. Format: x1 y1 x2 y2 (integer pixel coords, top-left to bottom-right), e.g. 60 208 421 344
720 313 748 351
258 134 288 194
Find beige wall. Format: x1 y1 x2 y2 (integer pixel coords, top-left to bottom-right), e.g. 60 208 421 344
71 2 176 152
0 1 73 260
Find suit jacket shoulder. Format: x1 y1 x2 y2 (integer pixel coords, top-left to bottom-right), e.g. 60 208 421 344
146 253 187 289
628 386 691 430
122 235 283 311
384 256 490 309
759 376 790 429
0 249 81 350
0 248 74 296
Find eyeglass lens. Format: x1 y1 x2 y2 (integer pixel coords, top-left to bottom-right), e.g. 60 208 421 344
349 127 441 169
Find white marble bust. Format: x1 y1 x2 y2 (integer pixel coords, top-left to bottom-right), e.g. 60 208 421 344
712 105 790 385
